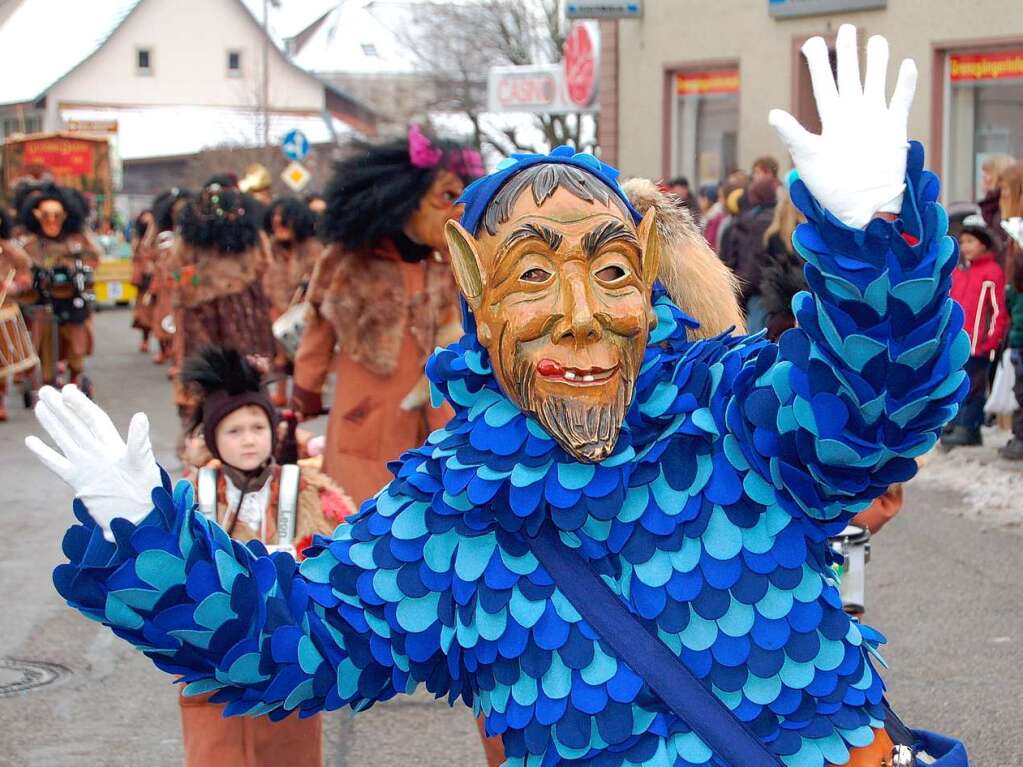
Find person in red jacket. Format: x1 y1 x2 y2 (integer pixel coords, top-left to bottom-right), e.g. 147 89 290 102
943 215 1010 446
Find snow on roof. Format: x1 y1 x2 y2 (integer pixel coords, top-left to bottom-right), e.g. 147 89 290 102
60 104 359 160
290 0 421 76
238 0 339 46
0 0 143 106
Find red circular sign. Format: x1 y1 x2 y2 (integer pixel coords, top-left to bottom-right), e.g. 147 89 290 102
564 23 596 107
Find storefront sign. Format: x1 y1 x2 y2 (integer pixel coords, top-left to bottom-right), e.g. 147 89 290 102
488 23 600 114
950 51 1023 82
768 0 885 18
65 119 119 135
676 69 740 96
565 1 641 19
22 138 95 175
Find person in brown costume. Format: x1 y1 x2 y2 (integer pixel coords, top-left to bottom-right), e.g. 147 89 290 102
291 127 483 505
19 183 103 394
129 209 156 353
144 188 192 370
0 205 33 420
168 183 275 370
262 196 322 406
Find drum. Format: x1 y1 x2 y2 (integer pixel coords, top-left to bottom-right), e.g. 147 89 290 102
0 304 40 378
272 301 308 359
828 524 871 615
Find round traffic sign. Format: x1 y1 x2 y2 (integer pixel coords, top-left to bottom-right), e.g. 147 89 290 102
282 129 310 162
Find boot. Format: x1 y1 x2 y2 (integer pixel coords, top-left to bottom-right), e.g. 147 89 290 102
941 426 982 447
998 438 1023 461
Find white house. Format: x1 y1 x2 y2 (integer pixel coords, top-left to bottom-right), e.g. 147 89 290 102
0 0 378 201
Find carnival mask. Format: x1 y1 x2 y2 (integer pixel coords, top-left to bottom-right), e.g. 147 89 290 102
446 163 659 463
35 200 66 239
405 169 466 253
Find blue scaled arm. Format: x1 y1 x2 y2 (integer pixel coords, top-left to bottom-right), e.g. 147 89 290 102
726 142 969 525
53 476 450 720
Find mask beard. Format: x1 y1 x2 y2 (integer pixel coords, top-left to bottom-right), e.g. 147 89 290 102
513 352 636 463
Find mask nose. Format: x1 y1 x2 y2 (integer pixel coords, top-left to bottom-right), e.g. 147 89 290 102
553 272 602 345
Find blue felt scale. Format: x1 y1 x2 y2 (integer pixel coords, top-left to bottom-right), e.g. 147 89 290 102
53 142 966 767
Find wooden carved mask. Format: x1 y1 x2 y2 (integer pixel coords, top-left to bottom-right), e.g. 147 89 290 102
446 163 660 463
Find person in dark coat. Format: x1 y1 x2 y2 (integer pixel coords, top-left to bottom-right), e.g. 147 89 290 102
720 176 777 333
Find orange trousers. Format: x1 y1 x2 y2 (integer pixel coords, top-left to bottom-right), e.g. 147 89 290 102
179 691 322 767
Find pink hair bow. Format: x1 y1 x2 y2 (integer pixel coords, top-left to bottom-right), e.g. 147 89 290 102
408 125 443 168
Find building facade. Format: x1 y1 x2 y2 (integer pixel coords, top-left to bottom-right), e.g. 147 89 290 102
603 0 1023 204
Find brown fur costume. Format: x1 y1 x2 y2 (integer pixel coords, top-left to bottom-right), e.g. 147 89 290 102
621 178 745 338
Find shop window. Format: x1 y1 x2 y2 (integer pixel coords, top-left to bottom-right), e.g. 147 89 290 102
945 49 1023 203
671 67 740 185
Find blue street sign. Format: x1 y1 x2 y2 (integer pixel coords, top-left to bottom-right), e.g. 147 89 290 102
281 129 310 162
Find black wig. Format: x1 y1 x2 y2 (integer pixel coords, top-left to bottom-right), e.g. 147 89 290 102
321 133 478 249
17 183 87 238
180 345 265 433
263 195 317 242
133 210 152 240
178 185 260 253
152 188 193 233
0 206 13 240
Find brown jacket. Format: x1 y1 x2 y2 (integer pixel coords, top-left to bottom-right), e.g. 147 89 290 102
263 237 322 316
292 240 459 504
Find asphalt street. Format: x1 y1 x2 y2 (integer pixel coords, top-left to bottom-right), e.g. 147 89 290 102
0 308 1019 766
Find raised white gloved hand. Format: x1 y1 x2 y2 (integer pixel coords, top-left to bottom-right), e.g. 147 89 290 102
25 385 161 542
768 24 918 229
1002 217 1023 249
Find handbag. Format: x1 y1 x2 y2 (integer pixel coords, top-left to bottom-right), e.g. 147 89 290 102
984 348 1017 416
525 520 970 767
272 285 309 360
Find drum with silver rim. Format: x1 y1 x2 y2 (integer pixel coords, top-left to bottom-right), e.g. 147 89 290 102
828 524 871 615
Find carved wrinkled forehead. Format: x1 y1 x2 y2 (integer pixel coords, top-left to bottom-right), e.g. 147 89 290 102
480 163 633 237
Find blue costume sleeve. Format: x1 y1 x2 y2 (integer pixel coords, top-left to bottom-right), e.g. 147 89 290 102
726 142 969 525
52 473 451 720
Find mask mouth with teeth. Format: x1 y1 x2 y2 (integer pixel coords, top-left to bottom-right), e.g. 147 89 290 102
446 160 660 463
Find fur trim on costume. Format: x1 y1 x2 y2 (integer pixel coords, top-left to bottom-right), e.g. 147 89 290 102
621 178 745 338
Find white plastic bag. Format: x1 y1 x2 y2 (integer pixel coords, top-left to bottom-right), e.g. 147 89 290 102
985 349 1018 416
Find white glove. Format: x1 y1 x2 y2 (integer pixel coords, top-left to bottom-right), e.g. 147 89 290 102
768 24 918 229
1002 217 1023 249
25 385 161 542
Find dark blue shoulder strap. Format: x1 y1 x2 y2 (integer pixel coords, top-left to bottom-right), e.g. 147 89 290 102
526 521 783 767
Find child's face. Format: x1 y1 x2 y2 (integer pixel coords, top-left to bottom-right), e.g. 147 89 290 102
215 405 272 471
959 232 986 262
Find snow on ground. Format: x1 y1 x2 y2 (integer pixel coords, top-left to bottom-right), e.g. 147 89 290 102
915 426 1023 532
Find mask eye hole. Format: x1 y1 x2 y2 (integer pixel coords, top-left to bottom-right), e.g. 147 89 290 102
595 265 627 283
520 267 552 284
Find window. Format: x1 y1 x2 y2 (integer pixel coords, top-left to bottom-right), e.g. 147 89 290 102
944 48 1023 203
227 50 242 76
670 67 740 185
136 47 152 75
361 43 378 57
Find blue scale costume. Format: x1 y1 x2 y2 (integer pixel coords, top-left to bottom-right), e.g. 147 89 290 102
53 143 967 766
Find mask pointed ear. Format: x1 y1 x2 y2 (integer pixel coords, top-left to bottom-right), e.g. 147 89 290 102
637 208 660 286
445 219 486 310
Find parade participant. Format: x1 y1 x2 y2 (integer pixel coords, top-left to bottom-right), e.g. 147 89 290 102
130 210 156 354
941 215 1008 447
172 345 355 767
290 126 483 503
0 206 33 420
145 188 192 368
262 196 322 406
29 27 971 767
169 183 274 367
19 183 102 394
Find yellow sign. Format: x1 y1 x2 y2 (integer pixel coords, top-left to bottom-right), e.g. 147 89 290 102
281 161 311 192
